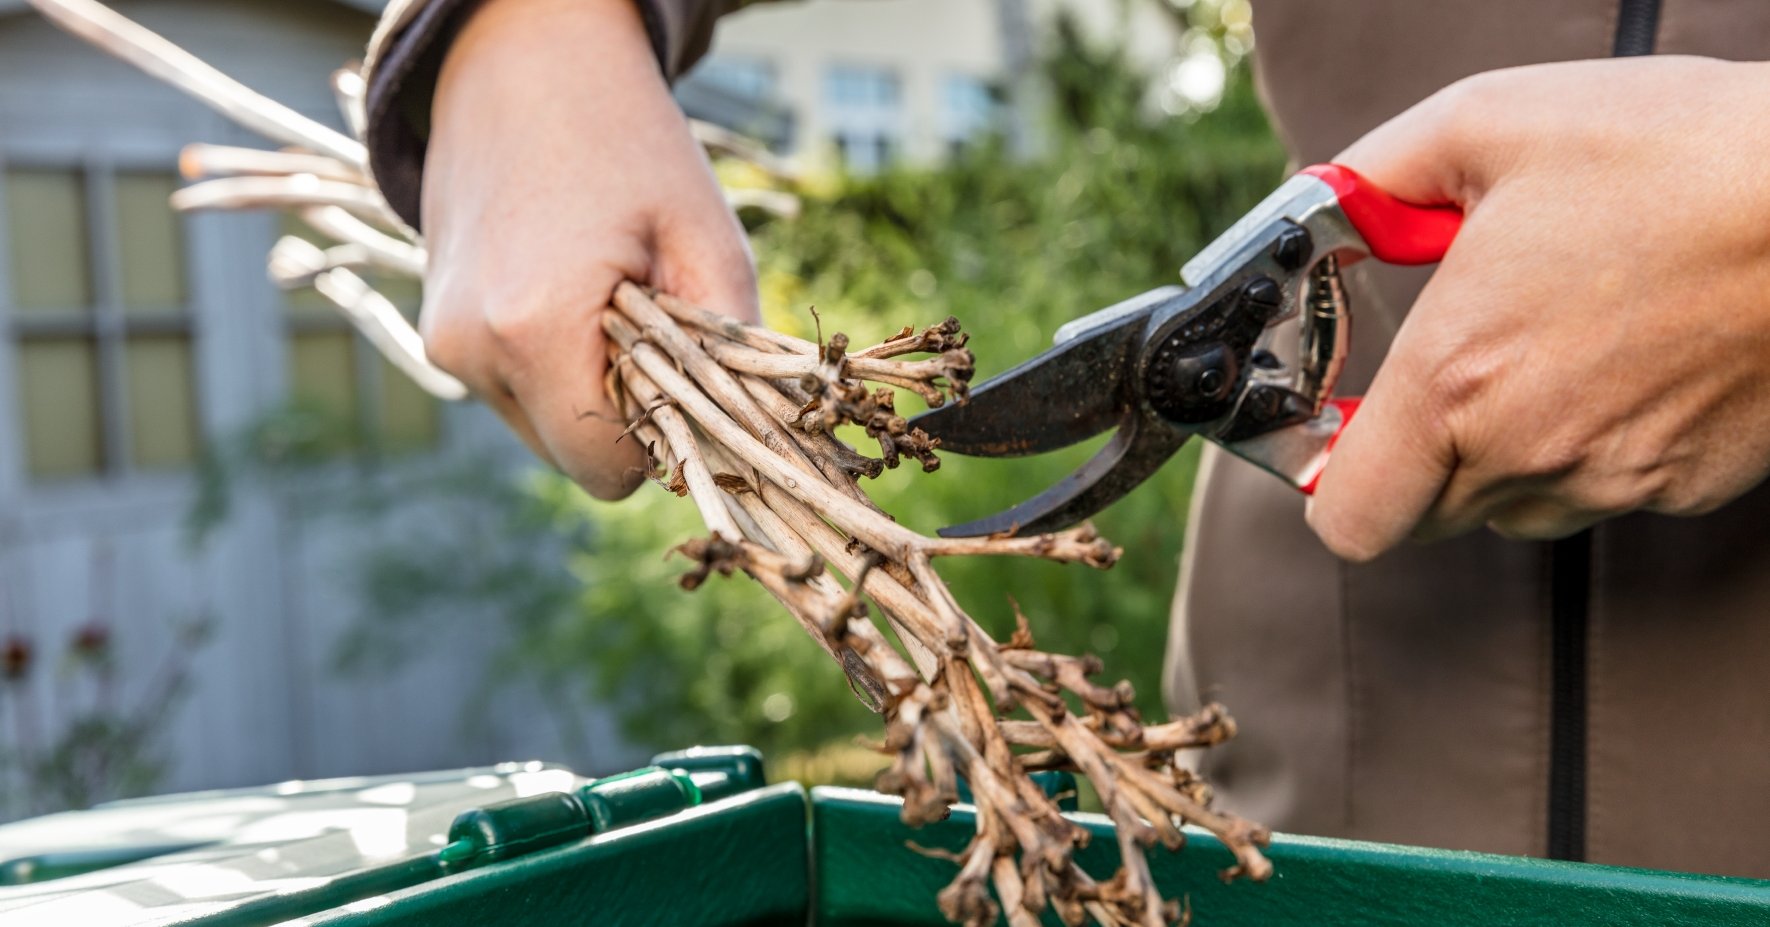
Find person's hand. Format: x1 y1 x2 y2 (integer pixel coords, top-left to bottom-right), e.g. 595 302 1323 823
1306 56 1770 561
420 0 758 499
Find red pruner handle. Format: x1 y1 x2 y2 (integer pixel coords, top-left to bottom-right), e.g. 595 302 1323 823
1298 397 1361 496
1300 164 1461 265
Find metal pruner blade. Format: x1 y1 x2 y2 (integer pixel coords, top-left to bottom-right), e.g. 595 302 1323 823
912 289 1192 537
912 297 1152 458
931 411 1189 538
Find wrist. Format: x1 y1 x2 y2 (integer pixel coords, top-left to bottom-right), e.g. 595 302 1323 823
430 0 685 199
445 0 662 95
423 0 719 254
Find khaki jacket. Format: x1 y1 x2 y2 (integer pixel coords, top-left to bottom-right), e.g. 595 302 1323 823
361 0 1770 877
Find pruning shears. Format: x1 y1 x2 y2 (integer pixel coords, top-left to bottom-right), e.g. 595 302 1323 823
910 164 1463 538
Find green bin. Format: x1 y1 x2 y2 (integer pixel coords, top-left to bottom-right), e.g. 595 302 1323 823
0 746 1764 926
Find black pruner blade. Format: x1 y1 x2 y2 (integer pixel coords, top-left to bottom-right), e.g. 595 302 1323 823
930 413 1190 537
912 305 1146 458
910 302 1186 537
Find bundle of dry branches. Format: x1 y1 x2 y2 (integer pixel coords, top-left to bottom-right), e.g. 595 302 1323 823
31 1 1273 922
601 284 1270 925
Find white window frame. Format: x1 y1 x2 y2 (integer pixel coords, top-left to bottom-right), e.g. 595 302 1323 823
0 111 453 516
2 155 199 482
0 102 265 519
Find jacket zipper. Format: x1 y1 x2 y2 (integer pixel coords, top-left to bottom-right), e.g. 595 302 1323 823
1613 0 1663 57
1546 0 1662 862
1547 532 1591 861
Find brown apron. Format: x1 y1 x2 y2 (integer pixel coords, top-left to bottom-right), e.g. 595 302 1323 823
1166 0 1770 877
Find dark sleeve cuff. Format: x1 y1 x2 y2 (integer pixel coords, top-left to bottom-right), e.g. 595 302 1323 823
363 0 699 232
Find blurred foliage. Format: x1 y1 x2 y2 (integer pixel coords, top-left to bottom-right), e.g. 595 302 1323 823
205 18 1286 778
0 616 212 818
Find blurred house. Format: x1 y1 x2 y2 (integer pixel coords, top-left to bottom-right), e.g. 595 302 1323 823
680 0 1188 171
0 0 591 815
0 0 1185 812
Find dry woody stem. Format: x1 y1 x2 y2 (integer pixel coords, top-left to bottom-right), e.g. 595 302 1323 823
39 3 1275 922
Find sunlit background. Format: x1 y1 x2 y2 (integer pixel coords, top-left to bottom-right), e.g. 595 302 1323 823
0 0 1275 822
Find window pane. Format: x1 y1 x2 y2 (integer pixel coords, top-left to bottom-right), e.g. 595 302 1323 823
941 74 997 144
696 56 776 102
17 337 102 478
6 169 92 312
289 330 358 437
115 172 188 312
378 356 439 453
125 335 196 469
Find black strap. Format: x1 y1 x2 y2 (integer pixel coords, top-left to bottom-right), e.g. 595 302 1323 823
1613 0 1664 56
